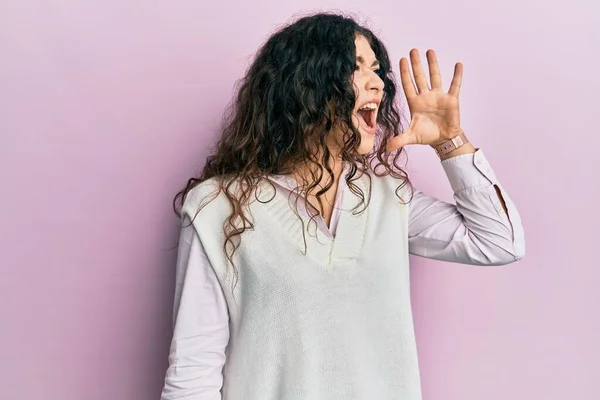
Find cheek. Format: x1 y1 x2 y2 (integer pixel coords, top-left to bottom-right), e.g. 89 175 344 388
351 73 365 95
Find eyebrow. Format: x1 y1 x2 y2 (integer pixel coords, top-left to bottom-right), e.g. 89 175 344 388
356 56 380 67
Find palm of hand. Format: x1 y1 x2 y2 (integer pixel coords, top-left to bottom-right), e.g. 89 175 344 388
386 49 464 152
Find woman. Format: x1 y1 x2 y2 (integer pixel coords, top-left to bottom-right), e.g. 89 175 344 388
161 12 525 400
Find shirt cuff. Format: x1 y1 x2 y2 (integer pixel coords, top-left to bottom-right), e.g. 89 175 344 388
441 149 499 192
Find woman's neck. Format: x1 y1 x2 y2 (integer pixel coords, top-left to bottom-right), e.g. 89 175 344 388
293 153 344 194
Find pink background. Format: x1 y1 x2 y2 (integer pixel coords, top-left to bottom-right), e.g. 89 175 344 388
1 1 598 399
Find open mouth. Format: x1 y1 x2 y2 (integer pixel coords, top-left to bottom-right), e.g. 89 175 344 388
357 106 377 130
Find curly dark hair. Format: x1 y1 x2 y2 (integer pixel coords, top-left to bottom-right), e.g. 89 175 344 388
174 12 411 290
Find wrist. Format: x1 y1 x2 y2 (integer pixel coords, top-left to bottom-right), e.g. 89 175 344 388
432 130 471 159
429 128 465 149
438 142 476 161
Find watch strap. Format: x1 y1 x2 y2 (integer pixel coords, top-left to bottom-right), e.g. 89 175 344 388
435 131 468 157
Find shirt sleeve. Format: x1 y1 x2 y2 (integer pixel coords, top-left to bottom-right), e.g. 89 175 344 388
161 217 230 400
408 149 526 265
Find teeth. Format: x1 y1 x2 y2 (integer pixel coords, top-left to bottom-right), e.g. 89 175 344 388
359 102 377 111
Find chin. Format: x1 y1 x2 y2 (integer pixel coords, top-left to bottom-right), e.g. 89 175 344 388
357 130 376 155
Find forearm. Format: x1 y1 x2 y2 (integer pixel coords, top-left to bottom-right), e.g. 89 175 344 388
409 149 526 265
433 134 508 214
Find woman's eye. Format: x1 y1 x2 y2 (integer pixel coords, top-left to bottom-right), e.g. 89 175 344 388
355 65 361 71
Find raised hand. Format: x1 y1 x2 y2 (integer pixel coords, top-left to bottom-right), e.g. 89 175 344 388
386 49 464 152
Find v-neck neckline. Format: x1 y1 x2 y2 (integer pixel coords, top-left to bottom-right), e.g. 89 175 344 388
302 172 346 238
269 162 351 238
254 172 370 267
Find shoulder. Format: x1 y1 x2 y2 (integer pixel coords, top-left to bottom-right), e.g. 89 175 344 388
367 169 413 204
180 175 263 222
180 177 231 221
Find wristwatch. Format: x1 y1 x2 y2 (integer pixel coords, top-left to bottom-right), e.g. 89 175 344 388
434 131 469 158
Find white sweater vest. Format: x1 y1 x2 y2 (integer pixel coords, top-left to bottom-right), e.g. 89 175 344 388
182 171 422 400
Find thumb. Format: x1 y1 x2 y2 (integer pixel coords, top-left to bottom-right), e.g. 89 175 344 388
386 129 417 152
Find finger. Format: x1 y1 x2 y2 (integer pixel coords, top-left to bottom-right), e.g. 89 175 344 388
426 49 442 90
448 62 463 97
399 57 417 100
409 48 429 93
386 130 417 152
